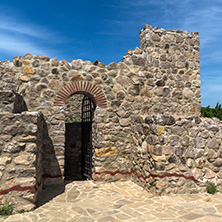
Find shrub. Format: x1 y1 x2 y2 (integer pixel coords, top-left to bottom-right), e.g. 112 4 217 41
201 103 222 120
206 182 217 194
65 116 82 123
0 201 13 215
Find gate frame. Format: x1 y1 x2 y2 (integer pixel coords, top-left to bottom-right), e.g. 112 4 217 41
81 95 93 179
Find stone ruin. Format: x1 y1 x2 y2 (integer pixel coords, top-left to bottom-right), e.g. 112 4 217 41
0 24 221 211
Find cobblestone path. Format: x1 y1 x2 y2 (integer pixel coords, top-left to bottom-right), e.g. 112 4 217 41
2 180 222 221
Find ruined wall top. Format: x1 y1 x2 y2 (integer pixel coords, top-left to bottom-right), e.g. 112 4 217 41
0 24 201 117
140 24 199 50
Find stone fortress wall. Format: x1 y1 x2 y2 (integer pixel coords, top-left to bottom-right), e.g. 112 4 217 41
0 112 44 211
132 114 222 194
0 24 219 210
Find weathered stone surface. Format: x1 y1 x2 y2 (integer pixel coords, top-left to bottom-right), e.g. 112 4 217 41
32 60 39 67
175 147 184 156
141 141 148 153
39 69 49 76
22 67 35 74
49 79 61 89
13 56 23 67
156 80 165 86
157 125 164 135
163 87 170 97
131 56 145 66
183 88 194 99
213 158 222 167
71 60 82 69
134 47 143 54
186 158 194 168
207 149 218 159
18 177 36 186
40 55 50 61
0 156 11 165
185 148 196 159
19 74 30 82
120 118 131 127
181 137 189 147
194 137 205 148
95 147 118 157
53 136 65 144
99 62 105 67
169 135 179 146
71 76 83 81
207 138 219 149
156 181 168 189
107 62 118 70
14 154 35 165
155 115 175 125
16 168 36 177
152 155 166 162
51 58 59 66
195 159 204 168
25 143 37 153
152 33 161 41
207 124 219 132
3 142 20 153
16 136 37 142
43 90 54 98
205 168 216 179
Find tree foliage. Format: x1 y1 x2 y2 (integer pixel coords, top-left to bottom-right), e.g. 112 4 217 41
201 102 222 120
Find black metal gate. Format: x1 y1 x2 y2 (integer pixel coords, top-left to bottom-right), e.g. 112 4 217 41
81 96 93 179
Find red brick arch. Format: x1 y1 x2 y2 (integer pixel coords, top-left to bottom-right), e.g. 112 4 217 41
54 81 107 108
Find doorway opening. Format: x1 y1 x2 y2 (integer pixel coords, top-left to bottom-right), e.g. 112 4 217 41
64 93 95 180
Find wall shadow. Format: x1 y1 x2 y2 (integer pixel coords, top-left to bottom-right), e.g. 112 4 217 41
37 118 65 207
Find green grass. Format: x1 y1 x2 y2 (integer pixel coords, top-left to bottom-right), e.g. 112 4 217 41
206 182 217 194
0 201 13 216
65 116 82 123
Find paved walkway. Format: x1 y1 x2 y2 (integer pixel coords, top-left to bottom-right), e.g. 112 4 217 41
2 180 222 221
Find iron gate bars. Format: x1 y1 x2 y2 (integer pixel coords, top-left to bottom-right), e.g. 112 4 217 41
81 95 93 179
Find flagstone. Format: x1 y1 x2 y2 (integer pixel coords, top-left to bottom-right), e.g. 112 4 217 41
2 180 222 221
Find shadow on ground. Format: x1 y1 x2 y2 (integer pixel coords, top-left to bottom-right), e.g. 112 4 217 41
37 180 76 207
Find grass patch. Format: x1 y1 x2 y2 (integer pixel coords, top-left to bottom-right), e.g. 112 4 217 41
206 182 217 194
0 201 13 216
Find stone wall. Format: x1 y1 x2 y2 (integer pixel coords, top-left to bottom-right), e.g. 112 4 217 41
0 24 203 190
132 114 222 194
65 94 84 122
0 60 19 92
0 91 15 113
0 112 44 211
133 25 200 116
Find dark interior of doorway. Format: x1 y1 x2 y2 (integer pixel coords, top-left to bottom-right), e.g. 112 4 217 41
64 95 94 181
65 122 82 180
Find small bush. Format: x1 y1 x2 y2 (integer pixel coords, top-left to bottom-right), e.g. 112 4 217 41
65 116 82 123
201 103 222 120
0 201 13 215
18 209 25 214
206 182 217 194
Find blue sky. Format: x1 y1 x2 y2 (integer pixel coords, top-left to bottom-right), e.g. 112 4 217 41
0 0 222 107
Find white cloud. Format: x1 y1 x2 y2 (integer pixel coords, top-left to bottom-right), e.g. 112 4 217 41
0 7 65 60
0 17 50 40
0 34 56 57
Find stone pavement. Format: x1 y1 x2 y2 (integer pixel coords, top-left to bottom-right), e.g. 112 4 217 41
2 180 222 221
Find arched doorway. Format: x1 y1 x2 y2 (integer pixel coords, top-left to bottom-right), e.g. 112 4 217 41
64 93 95 180
54 81 107 180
